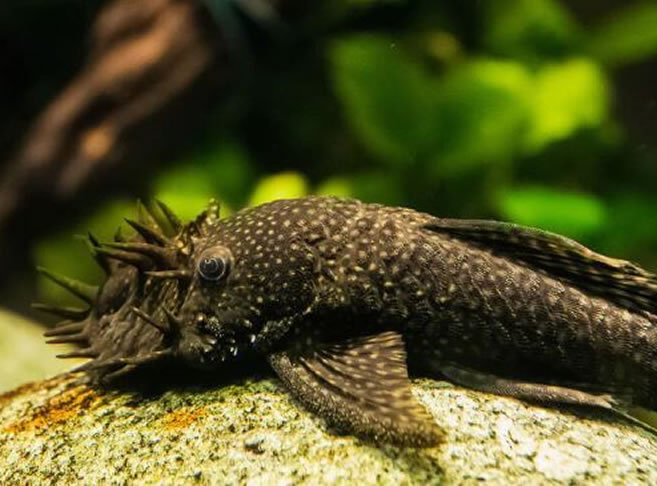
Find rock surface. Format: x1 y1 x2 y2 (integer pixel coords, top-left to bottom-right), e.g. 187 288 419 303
1 372 656 485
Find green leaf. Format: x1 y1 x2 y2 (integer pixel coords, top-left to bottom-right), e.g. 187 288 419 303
598 194 657 258
153 142 254 219
432 59 533 173
350 172 406 205
203 143 255 207
315 173 405 205
483 0 579 60
153 164 220 222
248 172 309 207
588 2 657 67
496 185 607 240
524 58 609 153
315 177 354 198
330 35 436 166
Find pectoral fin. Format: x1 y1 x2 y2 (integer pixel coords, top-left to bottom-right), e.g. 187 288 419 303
268 331 443 447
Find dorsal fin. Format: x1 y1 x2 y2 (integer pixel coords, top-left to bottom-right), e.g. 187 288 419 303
424 219 657 315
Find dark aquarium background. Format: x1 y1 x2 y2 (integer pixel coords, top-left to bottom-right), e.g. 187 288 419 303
0 0 657 386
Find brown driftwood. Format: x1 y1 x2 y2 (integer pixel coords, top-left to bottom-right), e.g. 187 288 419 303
0 0 217 227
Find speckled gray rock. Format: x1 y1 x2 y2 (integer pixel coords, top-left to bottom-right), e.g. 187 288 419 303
1 373 656 485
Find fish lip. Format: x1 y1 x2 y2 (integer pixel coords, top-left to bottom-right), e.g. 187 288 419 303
178 308 259 366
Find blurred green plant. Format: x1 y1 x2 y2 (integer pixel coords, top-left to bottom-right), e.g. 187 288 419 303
588 2 657 67
496 185 607 239
248 172 309 206
483 0 580 61
153 140 255 218
331 35 436 167
430 59 533 173
525 58 609 153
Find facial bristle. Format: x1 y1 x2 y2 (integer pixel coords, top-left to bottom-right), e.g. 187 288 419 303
86 232 111 274
32 302 89 320
103 241 177 268
163 307 183 333
95 247 153 270
57 348 98 359
37 267 98 304
102 365 138 382
124 218 169 246
155 200 183 234
114 226 126 242
43 321 86 337
145 269 191 281
136 199 164 232
46 333 88 344
192 205 221 238
87 232 101 247
38 197 189 385
98 348 174 382
130 306 170 334
72 348 174 381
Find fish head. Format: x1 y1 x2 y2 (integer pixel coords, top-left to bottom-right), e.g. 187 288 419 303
41 197 352 381
174 199 320 369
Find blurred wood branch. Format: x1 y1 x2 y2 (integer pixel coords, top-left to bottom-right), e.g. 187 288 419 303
0 0 217 227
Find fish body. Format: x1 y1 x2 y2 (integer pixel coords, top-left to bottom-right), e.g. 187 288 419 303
40 196 657 446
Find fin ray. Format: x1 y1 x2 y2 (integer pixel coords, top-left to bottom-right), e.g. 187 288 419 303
269 331 443 447
425 219 657 314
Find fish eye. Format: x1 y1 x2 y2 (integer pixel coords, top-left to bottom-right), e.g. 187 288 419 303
197 246 232 281
198 256 226 281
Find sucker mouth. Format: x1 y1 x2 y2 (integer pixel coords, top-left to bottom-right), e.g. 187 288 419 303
204 333 258 364
191 310 259 359
223 333 258 359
